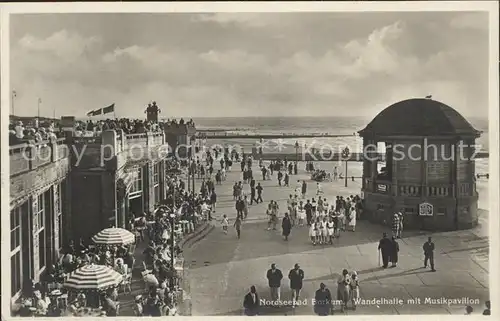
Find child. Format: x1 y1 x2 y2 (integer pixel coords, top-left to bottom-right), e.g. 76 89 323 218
221 215 229 234
297 202 306 226
314 218 321 245
309 220 317 245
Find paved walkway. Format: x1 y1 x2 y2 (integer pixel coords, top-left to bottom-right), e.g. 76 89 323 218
183 161 489 315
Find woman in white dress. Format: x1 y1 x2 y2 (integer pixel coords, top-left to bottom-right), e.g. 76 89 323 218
338 207 346 232
348 207 357 232
321 217 328 244
297 202 306 226
326 217 335 244
309 220 317 245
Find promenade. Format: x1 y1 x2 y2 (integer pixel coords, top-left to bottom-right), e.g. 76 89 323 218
183 161 489 315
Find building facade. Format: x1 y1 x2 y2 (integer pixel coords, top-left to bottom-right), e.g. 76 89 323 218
8 126 190 303
359 98 481 231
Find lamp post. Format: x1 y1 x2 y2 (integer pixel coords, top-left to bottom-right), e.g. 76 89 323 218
342 146 350 187
37 98 42 120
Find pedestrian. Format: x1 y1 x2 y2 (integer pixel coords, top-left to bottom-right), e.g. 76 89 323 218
350 271 360 310
391 213 400 238
378 232 392 268
423 237 436 271
301 181 307 199
235 197 244 219
337 269 351 312
277 171 283 186
304 200 313 226
210 190 217 213
390 236 399 267
221 215 229 234
348 207 357 232
256 183 263 203
316 182 323 195
326 217 335 244
282 213 292 241
314 283 332 316
266 264 283 306
243 286 260 316
397 212 404 238
284 173 290 187
465 306 473 315
297 201 306 226
243 195 249 219
288 263 305 308
234 216 242 239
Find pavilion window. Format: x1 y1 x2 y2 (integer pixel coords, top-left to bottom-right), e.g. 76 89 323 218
437 208 446 216
10 208 22 297
404 207 416 215
376 142 392 181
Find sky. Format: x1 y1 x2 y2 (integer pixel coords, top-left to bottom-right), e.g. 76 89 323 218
9 11 489 119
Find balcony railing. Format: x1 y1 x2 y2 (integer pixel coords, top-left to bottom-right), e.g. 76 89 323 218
9 138 68 177
9 131 167 176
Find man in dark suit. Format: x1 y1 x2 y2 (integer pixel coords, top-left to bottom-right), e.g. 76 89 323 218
288 263 305 308
243 285 260 316
378 233 392 268
266 264 283 305
423 236 436 271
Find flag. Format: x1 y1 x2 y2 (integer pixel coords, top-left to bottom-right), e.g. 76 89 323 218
103 103 115 115
425 95 432 99
87 108 103 117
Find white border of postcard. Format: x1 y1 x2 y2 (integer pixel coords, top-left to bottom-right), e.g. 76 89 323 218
1 2 499 321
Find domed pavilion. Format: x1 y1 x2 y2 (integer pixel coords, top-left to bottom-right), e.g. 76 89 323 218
358 98 481 231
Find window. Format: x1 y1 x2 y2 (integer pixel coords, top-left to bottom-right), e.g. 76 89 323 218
130 168 143 197
404 207 416 215
153 163 160 186
437 208 446 216
153 163 160 204
35 193 46 271
377 204 384 210
54 184 63 250
11 251 21 297
10 208 22 297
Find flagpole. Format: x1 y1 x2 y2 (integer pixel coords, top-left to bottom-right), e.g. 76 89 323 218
37 98 41 120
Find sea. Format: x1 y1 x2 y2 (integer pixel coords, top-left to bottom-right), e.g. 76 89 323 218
193 115 489 153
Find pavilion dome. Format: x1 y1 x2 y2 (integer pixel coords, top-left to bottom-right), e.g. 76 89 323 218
358 98 480 137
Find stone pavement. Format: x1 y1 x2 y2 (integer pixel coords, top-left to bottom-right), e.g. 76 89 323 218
183 160 490 315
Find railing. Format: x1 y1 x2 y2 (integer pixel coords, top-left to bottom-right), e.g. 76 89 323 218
9 131 167 176
9 138 68 177
399 185 422 197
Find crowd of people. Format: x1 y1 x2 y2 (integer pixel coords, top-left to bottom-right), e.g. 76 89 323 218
8 116 196 145
13 240 137 317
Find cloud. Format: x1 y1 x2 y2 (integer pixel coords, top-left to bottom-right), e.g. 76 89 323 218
10 14 489 118
193 13 275 28
450 12 488 30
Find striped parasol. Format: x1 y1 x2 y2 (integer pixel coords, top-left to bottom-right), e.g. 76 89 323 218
92 227 135 245
63 264 123 290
